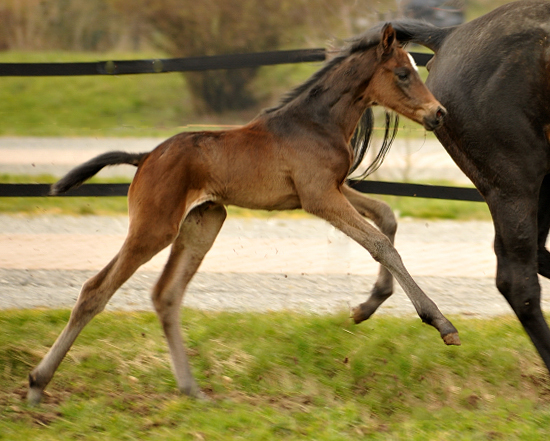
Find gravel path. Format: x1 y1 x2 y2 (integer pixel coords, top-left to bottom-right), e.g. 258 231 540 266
2 137 547 317
3 213 549 317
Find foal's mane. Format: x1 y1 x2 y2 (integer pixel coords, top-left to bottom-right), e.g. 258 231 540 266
263 27 399 180
263 29 383 114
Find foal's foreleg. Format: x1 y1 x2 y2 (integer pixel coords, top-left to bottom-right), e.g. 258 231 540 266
152 203 226 399
342 184 396 323
304 189 460 345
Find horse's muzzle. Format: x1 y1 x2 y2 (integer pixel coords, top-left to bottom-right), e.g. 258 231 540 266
422 106 447 131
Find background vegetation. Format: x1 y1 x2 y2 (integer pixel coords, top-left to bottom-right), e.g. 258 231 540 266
0 0 515 116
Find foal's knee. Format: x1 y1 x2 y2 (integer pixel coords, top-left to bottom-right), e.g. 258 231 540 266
152 292 173 316
69 279 111 322
368 235 400 266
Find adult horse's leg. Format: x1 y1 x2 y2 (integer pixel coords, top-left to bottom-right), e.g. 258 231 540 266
537 174 550 279
151 202 226 399
431 104 550 369
27 218 178 404
303 186 460 345
342 184 396 323
488 186 550 372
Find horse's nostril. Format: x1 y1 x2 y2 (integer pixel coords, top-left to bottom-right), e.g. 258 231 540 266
436 107 447 120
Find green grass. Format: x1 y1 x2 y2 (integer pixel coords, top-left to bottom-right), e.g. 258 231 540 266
381 192 491 220
0 51 195 137
1 309 550 440
0 50 435 138
0 51 322 137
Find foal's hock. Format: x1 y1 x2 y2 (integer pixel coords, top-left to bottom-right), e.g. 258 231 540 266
28 24 455 404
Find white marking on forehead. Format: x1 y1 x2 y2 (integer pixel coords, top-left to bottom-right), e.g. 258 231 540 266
407 53 418 71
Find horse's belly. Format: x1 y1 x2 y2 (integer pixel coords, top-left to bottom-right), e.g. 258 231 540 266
221 188 302 212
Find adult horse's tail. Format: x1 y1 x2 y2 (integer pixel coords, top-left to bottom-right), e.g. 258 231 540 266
50 151 148 195
384 19 456 52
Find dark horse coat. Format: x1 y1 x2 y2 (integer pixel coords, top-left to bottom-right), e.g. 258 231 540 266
360 0 550 373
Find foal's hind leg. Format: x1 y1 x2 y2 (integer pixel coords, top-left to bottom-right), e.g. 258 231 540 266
342 184 396 323
27 224 177 404
152 203 226 399
302 187 460 345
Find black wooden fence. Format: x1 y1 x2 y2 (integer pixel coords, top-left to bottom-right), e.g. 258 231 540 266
0 49 483 202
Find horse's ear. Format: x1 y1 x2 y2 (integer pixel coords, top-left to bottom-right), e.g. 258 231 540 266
380 23 396 57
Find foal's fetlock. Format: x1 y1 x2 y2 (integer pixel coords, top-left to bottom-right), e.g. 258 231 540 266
180 384 210 401
352 287 393 324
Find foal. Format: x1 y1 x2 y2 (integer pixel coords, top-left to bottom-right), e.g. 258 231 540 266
28 24 457 403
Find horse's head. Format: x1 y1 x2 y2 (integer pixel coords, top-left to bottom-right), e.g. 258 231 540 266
368 24 446 131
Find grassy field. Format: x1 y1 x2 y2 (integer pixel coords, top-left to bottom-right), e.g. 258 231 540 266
1 309 550 440
0 50 434 138
0 50 323 137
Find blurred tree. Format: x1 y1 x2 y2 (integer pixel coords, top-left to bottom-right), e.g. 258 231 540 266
0 0 140 51
0 0 404 114
117 0 402 114
117 0 309 113
404 0 465 27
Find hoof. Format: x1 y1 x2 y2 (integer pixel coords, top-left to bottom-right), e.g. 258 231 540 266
442 332 461 346
351 306 365 324
351 304 374 324
27 387 43 406
180 385 211 402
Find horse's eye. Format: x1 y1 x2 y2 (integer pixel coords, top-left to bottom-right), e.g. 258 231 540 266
395 69 409 82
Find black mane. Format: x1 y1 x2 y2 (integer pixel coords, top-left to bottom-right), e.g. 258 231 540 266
262 28 383 114
263 26 398 180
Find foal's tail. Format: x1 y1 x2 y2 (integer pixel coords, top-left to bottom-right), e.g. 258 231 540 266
50 151 148 195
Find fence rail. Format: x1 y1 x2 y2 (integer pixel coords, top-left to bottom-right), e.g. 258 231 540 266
0 50 432 76
0 181 484 202
0 48 480 203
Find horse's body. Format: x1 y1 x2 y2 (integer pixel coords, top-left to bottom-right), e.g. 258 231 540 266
27 25 456 404
355 1 550 373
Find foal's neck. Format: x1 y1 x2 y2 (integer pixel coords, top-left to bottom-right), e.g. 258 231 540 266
286 49 378 140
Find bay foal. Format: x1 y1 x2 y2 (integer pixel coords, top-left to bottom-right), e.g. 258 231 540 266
28 24 457 403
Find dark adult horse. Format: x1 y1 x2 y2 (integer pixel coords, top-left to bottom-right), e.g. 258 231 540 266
354 0 550 374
